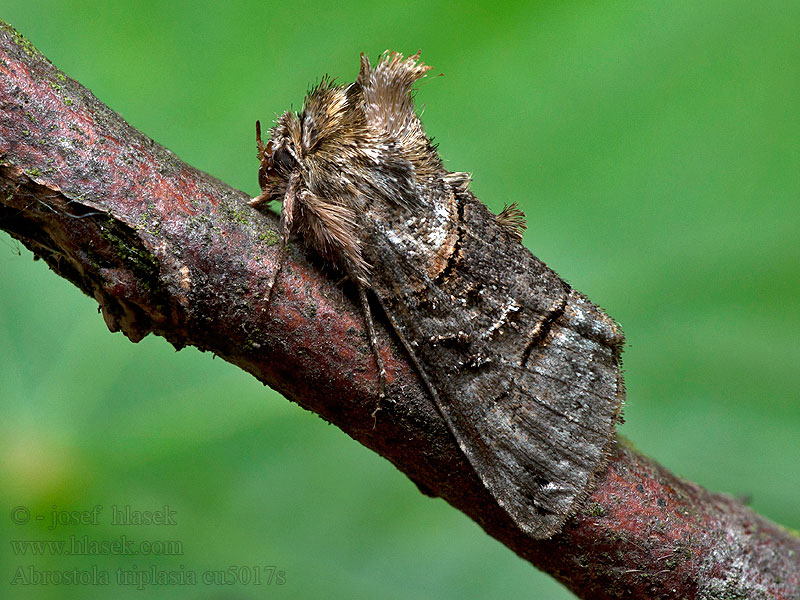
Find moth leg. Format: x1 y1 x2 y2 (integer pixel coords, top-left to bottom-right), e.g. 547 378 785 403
358 284 388 409
249 190 272 207
266 172 299 304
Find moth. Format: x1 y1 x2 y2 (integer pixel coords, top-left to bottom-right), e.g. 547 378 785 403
250 51 625 538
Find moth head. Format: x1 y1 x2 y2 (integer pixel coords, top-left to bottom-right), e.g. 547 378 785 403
254 119 300 205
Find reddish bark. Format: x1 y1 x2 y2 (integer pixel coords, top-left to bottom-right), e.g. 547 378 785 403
1 22 797 599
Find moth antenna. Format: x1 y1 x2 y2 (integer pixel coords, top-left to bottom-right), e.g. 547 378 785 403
251 120 271 207
496 202 527 241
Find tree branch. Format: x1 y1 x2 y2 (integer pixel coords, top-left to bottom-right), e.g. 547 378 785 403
1 23 797 599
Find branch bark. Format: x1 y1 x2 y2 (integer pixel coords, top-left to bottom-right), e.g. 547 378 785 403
1 23 797 599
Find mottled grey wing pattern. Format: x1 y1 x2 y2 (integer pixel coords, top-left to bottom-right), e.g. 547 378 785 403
364 189 625 538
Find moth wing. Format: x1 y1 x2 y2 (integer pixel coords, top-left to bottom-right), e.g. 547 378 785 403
366 194 624 538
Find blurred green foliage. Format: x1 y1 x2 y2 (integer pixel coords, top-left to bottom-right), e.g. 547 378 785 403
1 2 798 598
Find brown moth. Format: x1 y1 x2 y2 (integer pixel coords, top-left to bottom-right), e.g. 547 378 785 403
250 51 625 538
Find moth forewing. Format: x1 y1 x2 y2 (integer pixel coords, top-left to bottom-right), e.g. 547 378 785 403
251 51 625 539
360 189 623 537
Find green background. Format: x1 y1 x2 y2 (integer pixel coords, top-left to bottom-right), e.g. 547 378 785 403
1 2 798 598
